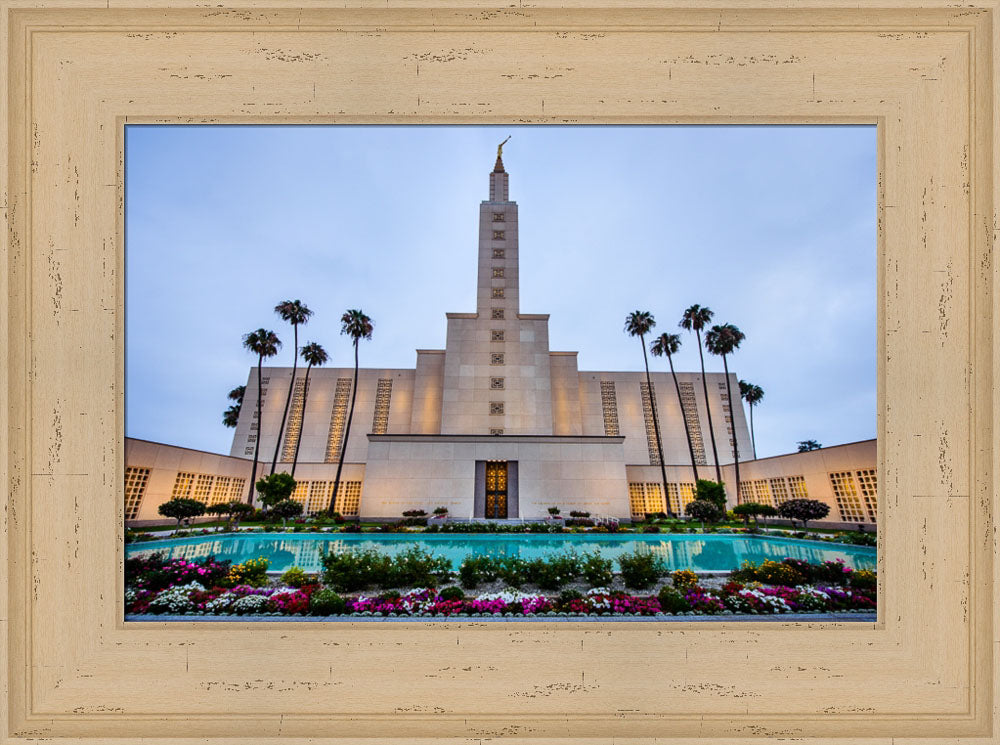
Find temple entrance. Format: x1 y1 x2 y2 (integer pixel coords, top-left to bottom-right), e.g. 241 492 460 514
484 461 508 519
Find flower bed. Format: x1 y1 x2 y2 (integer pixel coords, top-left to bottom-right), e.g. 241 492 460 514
126 554 876 618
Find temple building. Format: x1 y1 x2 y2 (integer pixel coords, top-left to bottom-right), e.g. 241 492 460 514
124 149 877 526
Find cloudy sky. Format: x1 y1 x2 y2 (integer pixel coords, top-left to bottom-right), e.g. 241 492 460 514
125 124 876 459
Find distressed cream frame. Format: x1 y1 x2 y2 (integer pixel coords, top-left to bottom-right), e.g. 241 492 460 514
1 1 997 742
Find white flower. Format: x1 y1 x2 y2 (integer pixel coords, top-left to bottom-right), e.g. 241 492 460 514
587 587 611 596
476 589 545 604
231 594 269 614
148 582 206 614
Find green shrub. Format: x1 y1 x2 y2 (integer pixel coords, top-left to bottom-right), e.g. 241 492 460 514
280 566 310 588
617 550 665 590
558 588 585 604
382 546 451 588
224 557 270 587
849 568 877 591
320 549 390 592
730 560 806 586
438 586 465 601
657 585 690 614
581 552 614 586
528 553 580 590
378 590 401 601
671 569 699 590
309 589 346 616
458 555 492 588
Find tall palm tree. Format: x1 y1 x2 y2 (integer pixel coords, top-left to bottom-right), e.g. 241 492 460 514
242 328 281 504
651 332 700 484
624 311 674 518
679 304 721 482
328 309 374 516
270 300 313 474
739 380 765 460
222 386 245 429
290 342 328 478
705 323 746 504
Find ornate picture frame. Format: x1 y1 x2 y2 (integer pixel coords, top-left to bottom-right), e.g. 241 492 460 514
2 1 996 741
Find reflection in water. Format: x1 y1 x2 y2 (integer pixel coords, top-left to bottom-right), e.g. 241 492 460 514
127 533 876 575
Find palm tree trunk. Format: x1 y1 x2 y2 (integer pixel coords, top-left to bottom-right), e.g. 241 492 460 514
270 324 298 475
329 341 360 516
641 337 674 518
289 363 312 479
696 330 722 482
749 404 757 459
722 355 741 505
246 359 264 504
668 355 700 484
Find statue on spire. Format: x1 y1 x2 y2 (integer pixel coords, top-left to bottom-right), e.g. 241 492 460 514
493 135 511 173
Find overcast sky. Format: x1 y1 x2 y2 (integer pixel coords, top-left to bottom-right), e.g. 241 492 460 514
125 124 876 459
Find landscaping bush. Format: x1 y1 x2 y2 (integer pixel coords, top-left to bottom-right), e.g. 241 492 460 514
695 480 728 515
527 553 581 590
320 549 391 592
547 507 561 516
402 509 427 517
642 524 661 533
224 557 270 588
849 568 877 591
382 546 451 588
617 550 665 590
157 497 206 528
569 510 591 518
671 569 699 590
564 518 595 527
309 588 347 616
730 559 805 586
280 566 311 588
581 552 614 586
438 586 465 601
657 585 690 614
777 498 831 529
255 473 297 511
685 499 724 528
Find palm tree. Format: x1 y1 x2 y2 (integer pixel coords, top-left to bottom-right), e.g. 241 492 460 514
328 309 374 516
624 311 674 518
797 439 822 452
738 380 765 459
270 300 313 474
290 342 329 478
242 328 281 504
222 385 246 428
705 323 746 504
651 332 699 484
679 304 722 482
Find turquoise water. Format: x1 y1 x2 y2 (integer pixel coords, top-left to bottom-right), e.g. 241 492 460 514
126 532 876 575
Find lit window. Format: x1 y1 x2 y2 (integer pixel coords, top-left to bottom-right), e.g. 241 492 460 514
124 466 151 520
492 288 505 299
491 329 505 342
490 353 504 366
489 402 504 416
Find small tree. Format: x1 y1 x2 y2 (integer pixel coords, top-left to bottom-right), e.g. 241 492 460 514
758 504 778 526
255 472 297 512
206 502 231 531
685 499 723 532
778 498 830 529
228 501 254 530
695 479 727 517
270 499 304 527
732 501 765 528
157 497 206 529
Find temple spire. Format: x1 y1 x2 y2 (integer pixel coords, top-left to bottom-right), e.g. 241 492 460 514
493 135 511 173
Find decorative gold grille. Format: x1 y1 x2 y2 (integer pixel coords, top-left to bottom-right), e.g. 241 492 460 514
639 381 662 466
599 381 619 436
209 476 232 505
485 462 508 519
491 308 504 320
490 353 504 366
280 377 309 462
171 471 196 499
490 377 505 390
492 230 505 240
629 482 665 516
492 267 504 279
751 479 774 506
192 473 214 504
489 401 504 416
492 248 505 259
830 471 866 522
677 382 707 465
738 481 754 503
307 481 330 513
492 212 505 222
124 466 150 520
229 478 247 501
291 480 308 506
769 477 790 505
333 481 362 517
325 378 353 462
371 378 392 435
490 329 505 342
787 475 809 499
856 469 878 522
492 287 504 299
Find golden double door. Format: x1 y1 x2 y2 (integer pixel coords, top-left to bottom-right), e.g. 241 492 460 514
485 461 508 519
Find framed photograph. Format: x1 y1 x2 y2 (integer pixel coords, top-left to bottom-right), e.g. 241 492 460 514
2 1 996 742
